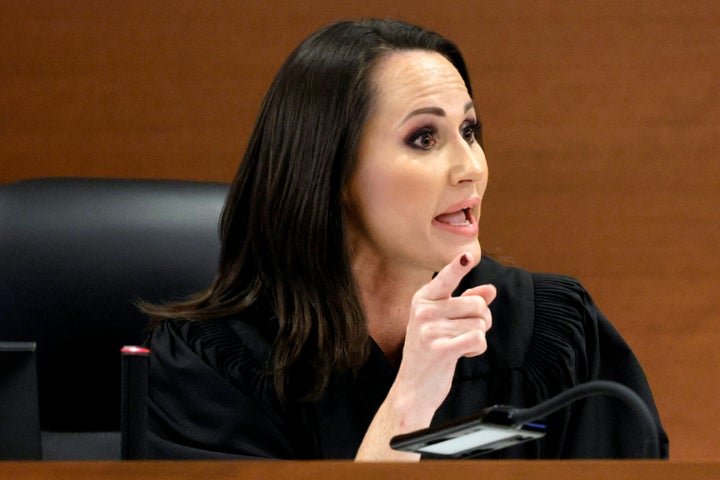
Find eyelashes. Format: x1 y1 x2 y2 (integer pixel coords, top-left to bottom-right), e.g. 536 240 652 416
407 126 438 150
405 120 481 151
465 121 481 144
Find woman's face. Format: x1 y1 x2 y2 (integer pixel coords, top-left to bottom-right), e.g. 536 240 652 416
345 50 488 274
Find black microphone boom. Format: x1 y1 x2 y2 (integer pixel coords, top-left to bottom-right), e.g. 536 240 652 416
390 380 660 459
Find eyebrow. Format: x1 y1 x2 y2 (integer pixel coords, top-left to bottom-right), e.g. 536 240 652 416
400 101 475 126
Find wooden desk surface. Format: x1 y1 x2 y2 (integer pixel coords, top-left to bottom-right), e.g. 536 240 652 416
1 460 718 480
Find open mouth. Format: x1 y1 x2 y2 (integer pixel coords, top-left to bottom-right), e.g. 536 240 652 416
434 207 472 226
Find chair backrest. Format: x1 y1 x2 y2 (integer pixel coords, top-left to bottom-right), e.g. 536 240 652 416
0 178 228 438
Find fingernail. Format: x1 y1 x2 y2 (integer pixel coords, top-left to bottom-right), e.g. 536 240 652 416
460 254 469 267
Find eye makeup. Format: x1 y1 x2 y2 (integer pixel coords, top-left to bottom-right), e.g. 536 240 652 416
406 125 439 150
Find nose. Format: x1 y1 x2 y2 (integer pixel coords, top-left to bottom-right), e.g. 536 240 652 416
449 140 487 185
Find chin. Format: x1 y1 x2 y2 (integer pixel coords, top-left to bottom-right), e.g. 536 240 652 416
461 240 482 260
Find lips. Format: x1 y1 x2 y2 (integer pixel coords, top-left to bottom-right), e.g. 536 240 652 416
432 197 480 237
434 197 480 224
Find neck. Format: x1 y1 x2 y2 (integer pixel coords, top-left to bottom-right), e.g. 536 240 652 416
352 254 433 367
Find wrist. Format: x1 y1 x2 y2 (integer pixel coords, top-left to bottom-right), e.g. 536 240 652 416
383 383 437 434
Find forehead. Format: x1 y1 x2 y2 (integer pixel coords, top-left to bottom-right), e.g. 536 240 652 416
369 50 470 116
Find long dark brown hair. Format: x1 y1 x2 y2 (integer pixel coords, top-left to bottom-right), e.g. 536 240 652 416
144 18 474 401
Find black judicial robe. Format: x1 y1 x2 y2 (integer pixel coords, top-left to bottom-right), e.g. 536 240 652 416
144 256 669 459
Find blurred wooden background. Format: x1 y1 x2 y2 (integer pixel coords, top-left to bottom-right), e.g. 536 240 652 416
1 0 718 460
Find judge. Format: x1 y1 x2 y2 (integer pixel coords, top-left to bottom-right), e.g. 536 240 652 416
142 18 669 460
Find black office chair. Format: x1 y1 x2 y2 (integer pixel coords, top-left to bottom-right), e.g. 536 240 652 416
0 177 228 459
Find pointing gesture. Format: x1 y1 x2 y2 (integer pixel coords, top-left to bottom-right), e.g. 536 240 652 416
356 252 496 461
397 252 496 413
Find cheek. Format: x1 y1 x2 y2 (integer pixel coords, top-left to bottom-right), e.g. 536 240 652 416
370 162 434 206
351 169 399 222
349 162 433 235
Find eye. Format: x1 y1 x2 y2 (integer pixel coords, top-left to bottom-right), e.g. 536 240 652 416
461 121 481 145
407 126 438 150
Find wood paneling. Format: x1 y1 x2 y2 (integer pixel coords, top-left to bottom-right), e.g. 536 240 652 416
2 0 718 461
1 460 719 480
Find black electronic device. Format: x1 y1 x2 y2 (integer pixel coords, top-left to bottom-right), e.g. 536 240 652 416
390 405 545 458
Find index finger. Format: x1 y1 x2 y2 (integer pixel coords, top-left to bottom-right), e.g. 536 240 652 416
418 252 475 301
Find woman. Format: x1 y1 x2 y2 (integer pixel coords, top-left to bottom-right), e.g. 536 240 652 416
143 18 668 460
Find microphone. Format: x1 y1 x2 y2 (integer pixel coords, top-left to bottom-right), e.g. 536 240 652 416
389 380 660 458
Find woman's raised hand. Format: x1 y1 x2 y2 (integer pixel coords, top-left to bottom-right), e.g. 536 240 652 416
356 252 495 461
396 252 496 416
